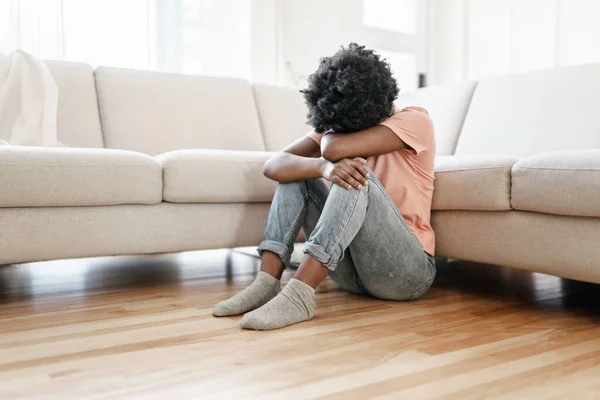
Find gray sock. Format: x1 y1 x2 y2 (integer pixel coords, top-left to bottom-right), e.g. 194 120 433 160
213 271 281 317
240 278 316 330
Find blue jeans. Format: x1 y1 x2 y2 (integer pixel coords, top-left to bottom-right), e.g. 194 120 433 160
257 168 436 300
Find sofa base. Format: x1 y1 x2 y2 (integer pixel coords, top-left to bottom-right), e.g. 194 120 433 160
0 203 270 265
3 206 599 286
432 210 600 284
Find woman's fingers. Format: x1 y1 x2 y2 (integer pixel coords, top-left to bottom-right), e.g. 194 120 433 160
328 158 369 190
332 176 352 190
348 160 369 182
338 169 363 190
347 164 367 185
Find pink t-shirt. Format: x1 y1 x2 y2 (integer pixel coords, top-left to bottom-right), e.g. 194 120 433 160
308 106 436 255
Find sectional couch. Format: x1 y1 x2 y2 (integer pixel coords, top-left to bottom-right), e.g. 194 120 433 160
1 60 599 284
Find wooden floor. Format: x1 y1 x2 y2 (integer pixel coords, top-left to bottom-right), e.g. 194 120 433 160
1 251 600 399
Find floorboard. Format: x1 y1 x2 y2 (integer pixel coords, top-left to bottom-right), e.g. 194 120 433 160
1 250 599 399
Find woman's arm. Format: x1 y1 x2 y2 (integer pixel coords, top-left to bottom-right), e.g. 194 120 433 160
262 136 326 183
263 136 368 189
320 125 407 162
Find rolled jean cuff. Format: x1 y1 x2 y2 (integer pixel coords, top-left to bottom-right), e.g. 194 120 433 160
257 240 291 265
302 242 337 271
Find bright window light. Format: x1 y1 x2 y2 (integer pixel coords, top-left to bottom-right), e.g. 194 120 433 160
377 49 417 93
0 0 253 80
363 0 417 34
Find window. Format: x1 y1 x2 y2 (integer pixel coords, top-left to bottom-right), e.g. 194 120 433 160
177 0 252 78
0 0 261 81
376 49 418 93
62 0 154 71
363 0 417 34
361 0 427 92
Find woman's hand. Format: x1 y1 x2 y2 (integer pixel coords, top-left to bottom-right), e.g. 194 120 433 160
320 157 369 190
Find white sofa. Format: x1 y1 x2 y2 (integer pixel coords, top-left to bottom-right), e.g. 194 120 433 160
1 60 600 285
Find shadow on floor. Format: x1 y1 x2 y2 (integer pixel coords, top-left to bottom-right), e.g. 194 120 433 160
2 252 599 318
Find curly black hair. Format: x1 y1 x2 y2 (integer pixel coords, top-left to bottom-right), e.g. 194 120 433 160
301 43 399 133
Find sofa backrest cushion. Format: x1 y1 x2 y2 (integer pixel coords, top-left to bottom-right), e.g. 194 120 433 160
252 84 310 151
46 60 104 148
95 67 266 155
254 81 476 155
394 81 476 155
456 63 600 156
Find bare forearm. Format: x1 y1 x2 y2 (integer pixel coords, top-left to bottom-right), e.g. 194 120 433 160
321 134 359 162
321 126 407 162
263 152 327 183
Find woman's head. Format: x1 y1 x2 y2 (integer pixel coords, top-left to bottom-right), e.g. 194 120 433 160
301 43 399 133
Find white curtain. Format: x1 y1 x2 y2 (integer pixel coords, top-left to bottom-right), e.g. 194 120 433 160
430 0 600 84
0 0 257 80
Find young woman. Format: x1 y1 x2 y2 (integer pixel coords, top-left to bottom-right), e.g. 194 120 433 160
213 43 436 330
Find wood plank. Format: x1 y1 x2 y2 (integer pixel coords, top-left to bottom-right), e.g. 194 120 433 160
1 251 599 399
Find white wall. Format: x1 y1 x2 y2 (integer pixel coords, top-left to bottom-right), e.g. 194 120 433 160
279 0 362 88
278 0 429 91
430 0 600 84
428 0 467 84
251 0 282 84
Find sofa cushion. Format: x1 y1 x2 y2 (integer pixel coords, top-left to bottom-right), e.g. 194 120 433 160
394 81 477 155
252 84 310 151
433 155 518 211
0 147 162 207
456 63 600 156
0 58 104 148
45 60 104 148
157 149 277 203
253 80 477 155
512 150 600 217
95 67 266 155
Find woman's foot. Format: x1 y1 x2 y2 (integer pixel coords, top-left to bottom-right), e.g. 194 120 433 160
212 271 281 317
240 278 316 330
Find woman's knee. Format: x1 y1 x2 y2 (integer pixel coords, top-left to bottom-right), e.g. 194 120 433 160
278 179 324 194
328 180 369 205
274 180 328 211
274 180 307 199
